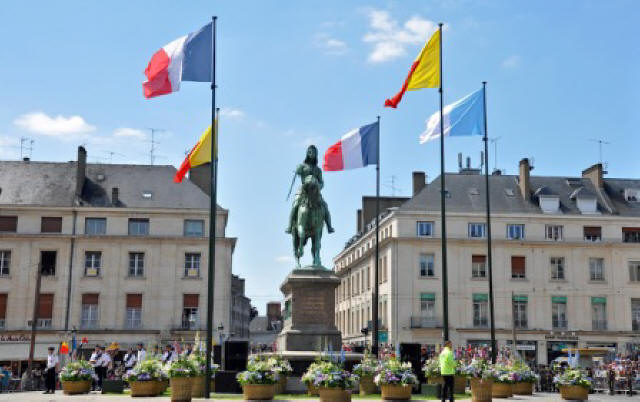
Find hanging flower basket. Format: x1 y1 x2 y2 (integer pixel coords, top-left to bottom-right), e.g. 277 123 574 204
359 375 377 395
319 387 351 402
492 381 513 398
61 380 91 395
381 384 412 400
470 378 493 402
512 381 533 395
242 384 276 400
559 385 589 400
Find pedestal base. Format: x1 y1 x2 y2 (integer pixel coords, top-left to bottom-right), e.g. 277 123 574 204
277 268 342 352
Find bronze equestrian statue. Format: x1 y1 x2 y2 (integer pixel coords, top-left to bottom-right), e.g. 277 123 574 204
286 145 334 268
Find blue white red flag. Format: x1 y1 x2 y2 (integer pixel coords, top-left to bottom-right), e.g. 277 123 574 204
323 122 379 171
143 23 213 98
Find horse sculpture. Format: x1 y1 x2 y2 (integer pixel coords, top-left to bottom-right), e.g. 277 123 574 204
293 175 326 268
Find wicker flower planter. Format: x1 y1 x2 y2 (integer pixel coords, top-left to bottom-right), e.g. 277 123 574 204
307 383 319 396
61 380 91 395
513 381 534 395
275 375 287 394
242 384 276 400
190 376 205 397
559 385 589 401
130 380 162 397
454 375 467 394
319 387 351 402
170 377 193 402
427 375 444 384
381 384 412 400
359 375 377 395
492 382 513 398
470 378 493 402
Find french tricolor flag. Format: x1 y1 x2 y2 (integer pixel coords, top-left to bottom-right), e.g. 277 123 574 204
323 122 379 171
143 23 212 98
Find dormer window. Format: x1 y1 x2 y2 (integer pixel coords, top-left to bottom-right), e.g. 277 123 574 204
625 188 640 203
534 187 560 214
570 187 598 214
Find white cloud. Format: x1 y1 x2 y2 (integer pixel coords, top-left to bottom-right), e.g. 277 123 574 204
501 55 521 69
219 107 246 120
275 255 294 263
314 33 348 55
363 10 439 63
14 112 96 136
0 135 19 159
113 127 147 140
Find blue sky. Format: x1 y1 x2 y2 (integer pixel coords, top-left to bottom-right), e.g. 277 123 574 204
2 1 639 313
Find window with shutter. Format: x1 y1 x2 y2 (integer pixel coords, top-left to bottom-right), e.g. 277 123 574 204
38 294 54 319
511 256 526 279
41 217 62 233
0 216 17 232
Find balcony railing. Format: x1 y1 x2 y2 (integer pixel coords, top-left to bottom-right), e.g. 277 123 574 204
410 316 439 329
27 319 52 328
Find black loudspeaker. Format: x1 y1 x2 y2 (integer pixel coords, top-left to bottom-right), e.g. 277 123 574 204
213 345 221 366
400 343 423 385
213 370 241 393
224 341 249 371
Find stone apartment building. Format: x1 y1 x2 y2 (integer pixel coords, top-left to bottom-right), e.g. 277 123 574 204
334 159 640 365
231 274 251 339
0 147 237 371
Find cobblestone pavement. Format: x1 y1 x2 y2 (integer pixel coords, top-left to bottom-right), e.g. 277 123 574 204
1 391 640 401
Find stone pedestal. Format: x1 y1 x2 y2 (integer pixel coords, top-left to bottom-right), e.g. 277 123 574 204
276 267 341 352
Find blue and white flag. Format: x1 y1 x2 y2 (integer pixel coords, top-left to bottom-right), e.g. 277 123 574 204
420 88 485 143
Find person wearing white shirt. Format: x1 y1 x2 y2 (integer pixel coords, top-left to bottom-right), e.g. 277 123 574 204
90 345 106 391
136 343 147 363
44 347 59 394
124 348 137 372
162 345 176 364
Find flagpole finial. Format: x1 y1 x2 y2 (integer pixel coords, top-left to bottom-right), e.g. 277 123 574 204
212 16 217 21
439 22 443 28
483 81 487 85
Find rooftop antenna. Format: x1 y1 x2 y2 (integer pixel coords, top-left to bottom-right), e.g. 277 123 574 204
589 138 610 165
99 150 125 164
20 137 34 159
146 128 166 165
383 175 401 196
489 137 501 172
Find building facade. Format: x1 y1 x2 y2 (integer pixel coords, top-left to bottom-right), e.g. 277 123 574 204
0 147 236 372
334 160 640 365
231 274 251 339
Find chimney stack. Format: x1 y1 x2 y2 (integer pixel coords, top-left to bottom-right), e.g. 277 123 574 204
112 187 119 206
518 158 532 200
76 146 87 197
357 209 363 233
582 163 604 189
412 171 426 196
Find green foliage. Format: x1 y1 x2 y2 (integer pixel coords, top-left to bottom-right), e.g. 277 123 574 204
60 360 94 382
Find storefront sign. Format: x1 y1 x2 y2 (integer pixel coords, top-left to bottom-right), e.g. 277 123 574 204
0 335 30 342
545 334 578 341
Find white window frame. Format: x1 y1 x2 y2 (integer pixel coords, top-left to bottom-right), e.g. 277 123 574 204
182 307 199 329
128 219 149 236
416 221 434 237
632 299 640 331
589 258 605 281
184 253 201 277
128 253 144 277
513 300 528 329
629 261 640 282
126 307 142 328
81 303 99 329
545 225 564 241
84 251 101 277
550 257 565 280
472 258 487 278
85 218 106 235
473 300 489 328
591 301 607 330
507 224 525 240
419 254 435 277
420 298 436 319
0 250 10 276
552 301 568 329
468 223 486 238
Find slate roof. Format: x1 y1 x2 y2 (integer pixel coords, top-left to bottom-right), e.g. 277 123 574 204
399 173 640 217
0 160 215 210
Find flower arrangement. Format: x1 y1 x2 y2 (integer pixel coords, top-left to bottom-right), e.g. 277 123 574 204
267 356 293 376
123 359 167 382
461 358 495 380
188 352 220 377
374 358 418 386
553 369 592 388
511 361 539 383
167 357 199 378
236 359 279 385
302 361 326 385
352 354 379 377
60 360 94 382
422 359 440 378
304 360 356 389
492 364 516 384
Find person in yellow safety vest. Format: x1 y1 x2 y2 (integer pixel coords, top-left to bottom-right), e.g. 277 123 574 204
439 340 455 402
